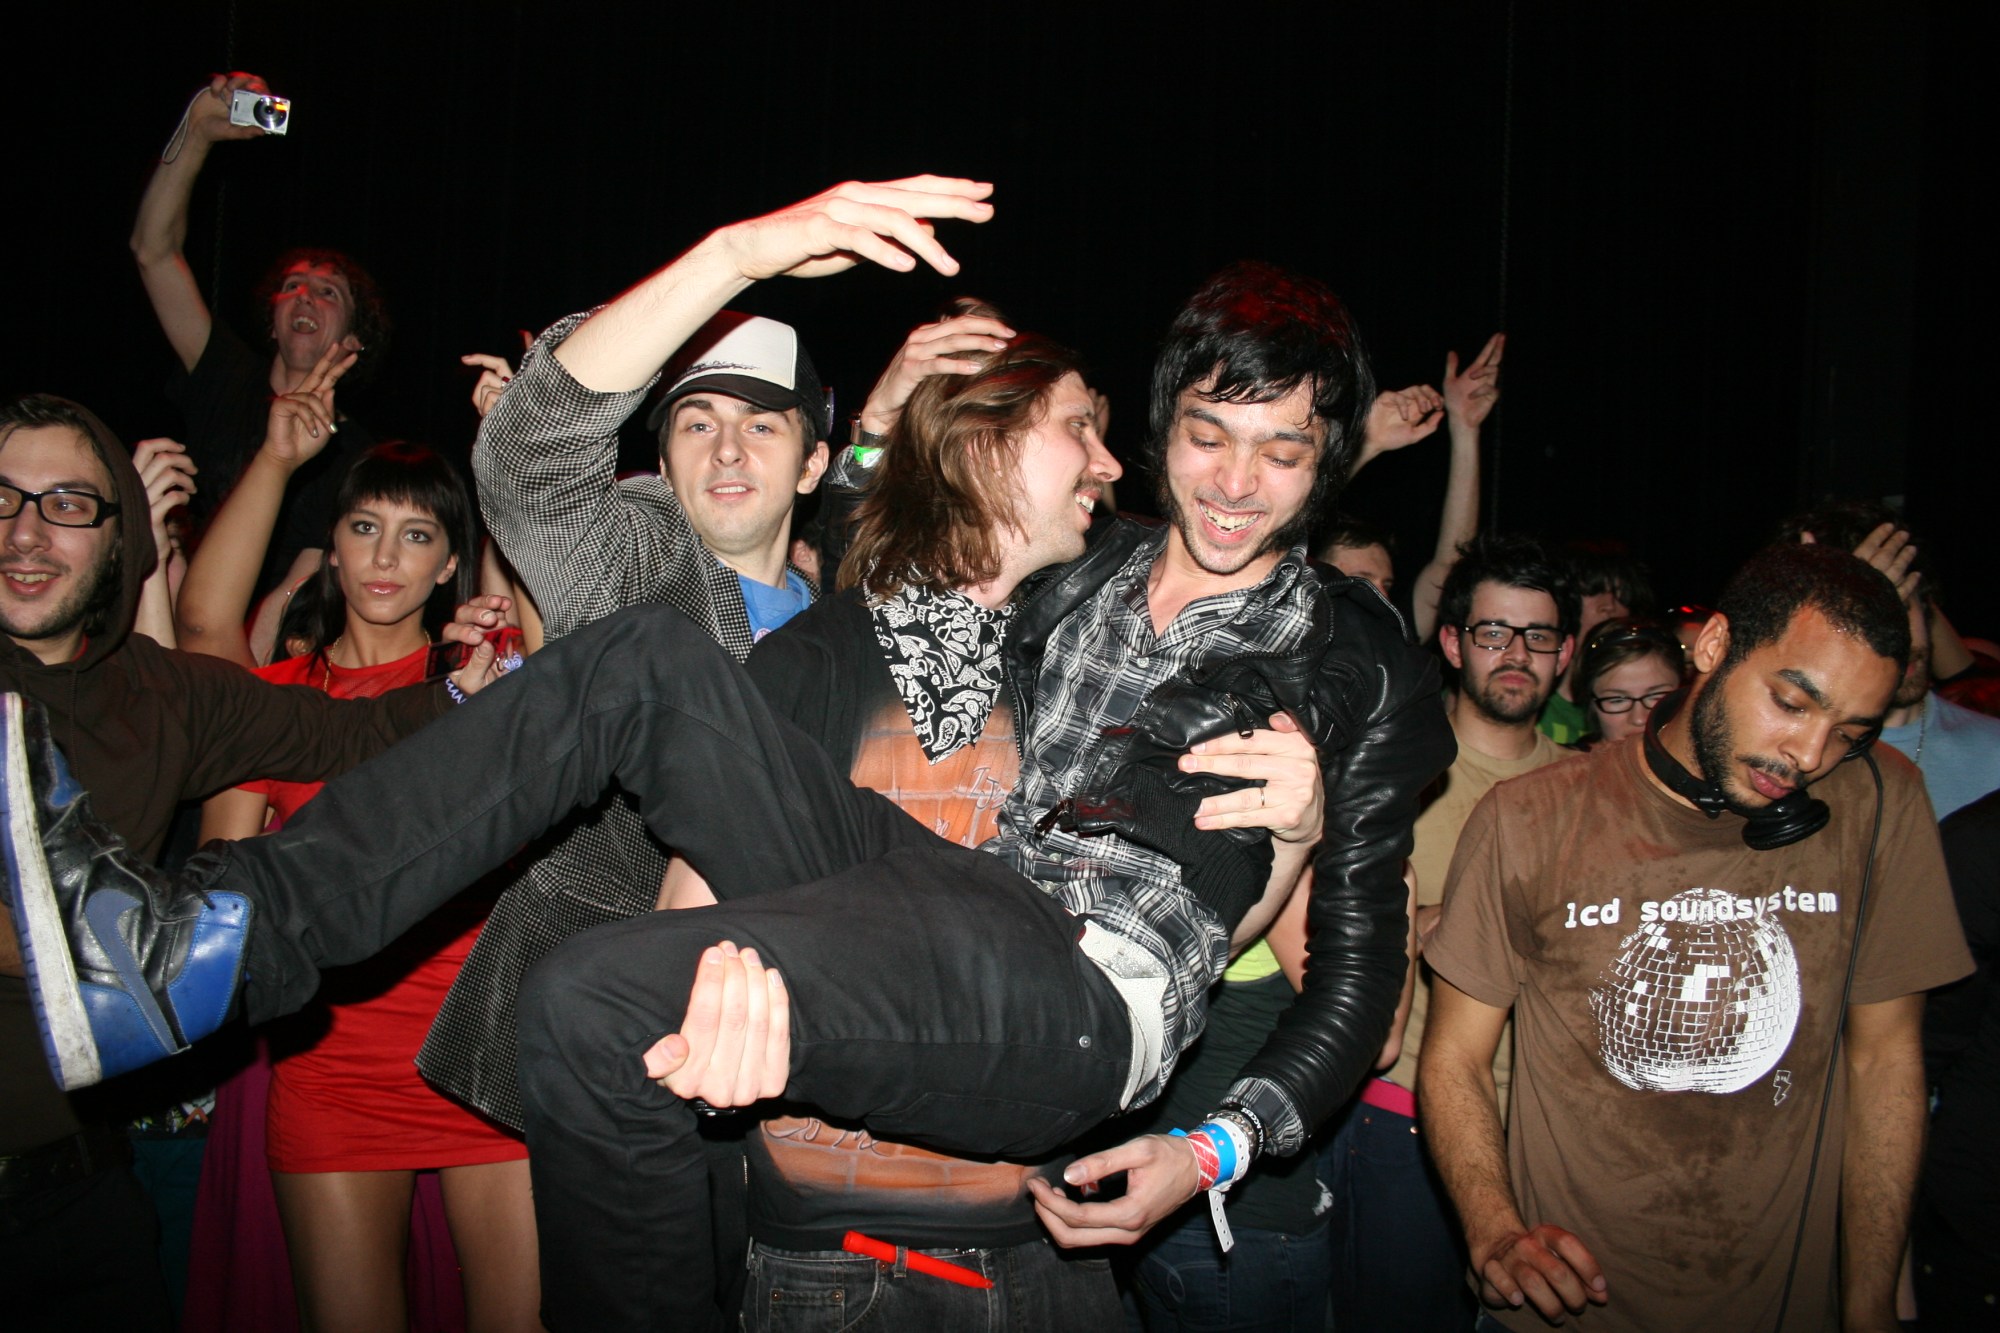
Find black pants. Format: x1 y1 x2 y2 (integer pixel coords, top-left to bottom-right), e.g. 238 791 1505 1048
219 604 1133 1330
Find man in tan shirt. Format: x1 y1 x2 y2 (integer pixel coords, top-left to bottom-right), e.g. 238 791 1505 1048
1325 533 1578 1332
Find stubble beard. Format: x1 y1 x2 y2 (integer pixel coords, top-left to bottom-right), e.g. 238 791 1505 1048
1 551 117 650
1163 490 1307 578
1688 666 1784 817
1463 664 1546 727
1893 645 1932 709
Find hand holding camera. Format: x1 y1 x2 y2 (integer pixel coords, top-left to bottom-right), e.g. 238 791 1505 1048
163 72 289 163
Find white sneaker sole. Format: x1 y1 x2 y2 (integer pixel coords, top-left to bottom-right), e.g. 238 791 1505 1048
0 692 102 1091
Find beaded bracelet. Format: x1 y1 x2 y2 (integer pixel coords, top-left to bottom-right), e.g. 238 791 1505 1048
1208 1104 1266 1161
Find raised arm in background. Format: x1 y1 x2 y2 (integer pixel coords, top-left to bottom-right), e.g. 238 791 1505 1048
130 437 197 647
1409 333 1503 642
130 72 274 373
173 345 352 665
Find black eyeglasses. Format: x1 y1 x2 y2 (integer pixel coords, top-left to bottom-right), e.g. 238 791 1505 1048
0 483 120 529
1592 687 1677 715
1460 621 1564 654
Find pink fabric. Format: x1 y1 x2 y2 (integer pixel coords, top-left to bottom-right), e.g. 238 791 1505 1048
182 1039 469 1331
1358 1076 1417 1119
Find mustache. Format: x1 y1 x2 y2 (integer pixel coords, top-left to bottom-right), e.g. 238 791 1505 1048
1741 754 1797 785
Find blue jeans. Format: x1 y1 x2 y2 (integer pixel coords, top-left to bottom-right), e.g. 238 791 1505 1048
743 1238 1119 1331
1320 1096 1476 1333
1129 1208 1330 1332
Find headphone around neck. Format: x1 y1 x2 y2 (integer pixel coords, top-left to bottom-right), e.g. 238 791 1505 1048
1641 688 1834 851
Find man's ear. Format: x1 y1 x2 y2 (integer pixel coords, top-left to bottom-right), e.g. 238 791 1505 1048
1555 634 1577 678
795 440 830 496
1691 612 1731 676
1438 622 1465 671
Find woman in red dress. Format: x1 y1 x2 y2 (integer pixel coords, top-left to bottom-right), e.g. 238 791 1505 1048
194 406 538 1330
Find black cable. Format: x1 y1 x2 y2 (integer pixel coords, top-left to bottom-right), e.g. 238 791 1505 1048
1773 749 1885 1330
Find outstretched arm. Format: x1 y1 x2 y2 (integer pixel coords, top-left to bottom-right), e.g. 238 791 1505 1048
1411 333 1502 642
553 177 995 392
476 178 994 631
131 72 274 371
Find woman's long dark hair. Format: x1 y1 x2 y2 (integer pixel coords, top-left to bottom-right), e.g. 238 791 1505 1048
275 442 479 663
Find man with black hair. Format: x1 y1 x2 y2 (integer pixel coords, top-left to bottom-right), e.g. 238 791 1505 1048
6 244 1453 1329
1421 542 1970 1332
1774 501 2000 819
1318 512 1398 597
1538 545 1654 744
131 71 392 592
1323 532 1578 1330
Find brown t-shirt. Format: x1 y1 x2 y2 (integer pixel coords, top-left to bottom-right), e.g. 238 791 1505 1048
1389 726 1572 1099
1427 739 1971 1332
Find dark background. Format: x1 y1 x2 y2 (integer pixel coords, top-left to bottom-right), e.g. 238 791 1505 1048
6 1 1989 629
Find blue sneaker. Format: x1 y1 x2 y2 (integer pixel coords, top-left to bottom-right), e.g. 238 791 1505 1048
1 692 252 1090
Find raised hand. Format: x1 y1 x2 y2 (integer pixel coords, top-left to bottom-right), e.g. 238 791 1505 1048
182 72 276 149
1356 384 1446 473
462 353 515 420
263 343 356 466
1806 522 1921 606
131 437 197 553
713 176 996 282
437 594 518 698
856 313 1015 435
1444 333 1505 430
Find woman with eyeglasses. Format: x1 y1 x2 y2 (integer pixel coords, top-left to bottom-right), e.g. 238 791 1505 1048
1576 617 1687 745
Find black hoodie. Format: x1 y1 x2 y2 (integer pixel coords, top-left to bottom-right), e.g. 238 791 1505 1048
1 400 449 1152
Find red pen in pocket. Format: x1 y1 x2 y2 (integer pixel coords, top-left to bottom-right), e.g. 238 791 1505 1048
840 1230 994 1290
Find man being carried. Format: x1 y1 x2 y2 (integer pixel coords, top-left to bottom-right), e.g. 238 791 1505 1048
6 194 1452 1329
1421 542 1971 1331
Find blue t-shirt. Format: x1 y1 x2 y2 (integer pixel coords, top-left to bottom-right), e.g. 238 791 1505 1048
1880 692 2000 819
737 567 812 642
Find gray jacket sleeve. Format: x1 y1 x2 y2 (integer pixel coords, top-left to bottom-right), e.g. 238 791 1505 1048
472 311 707 638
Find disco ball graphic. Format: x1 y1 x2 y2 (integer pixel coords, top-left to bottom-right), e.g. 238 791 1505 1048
1590 887 1801 1094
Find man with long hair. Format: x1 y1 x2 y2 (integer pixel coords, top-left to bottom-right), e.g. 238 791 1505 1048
714 298 1130 1323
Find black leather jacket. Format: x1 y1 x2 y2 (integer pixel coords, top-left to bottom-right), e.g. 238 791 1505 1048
1006 517 1456 1153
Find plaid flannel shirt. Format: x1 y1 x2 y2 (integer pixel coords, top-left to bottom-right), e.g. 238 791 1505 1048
985 529 1321 1138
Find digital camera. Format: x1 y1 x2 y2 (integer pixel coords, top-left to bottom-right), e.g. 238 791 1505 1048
228 89 290 135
